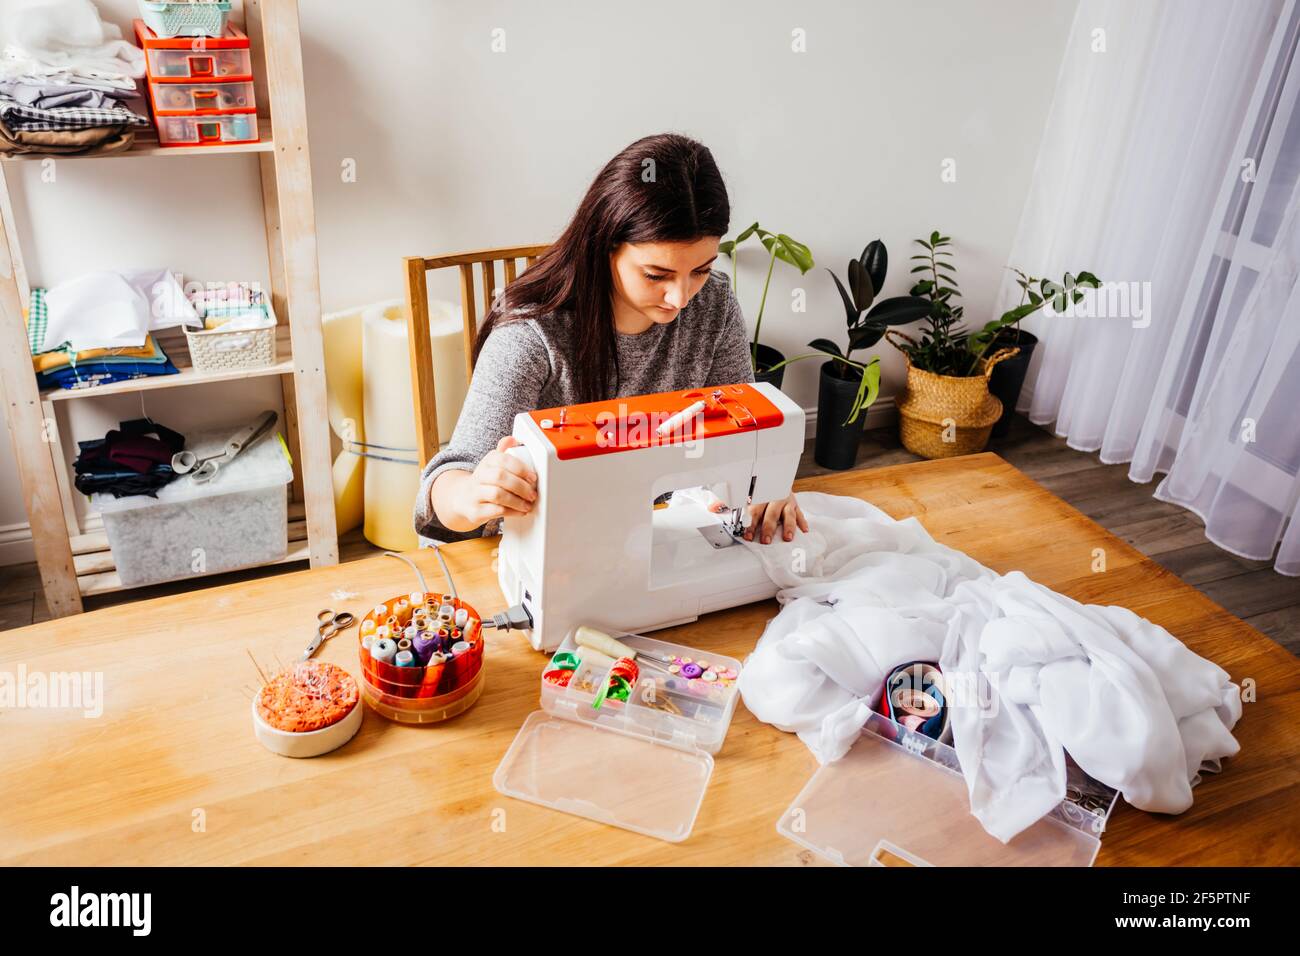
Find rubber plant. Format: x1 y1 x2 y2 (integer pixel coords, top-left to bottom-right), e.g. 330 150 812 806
771 239 931 424
718 222 814 375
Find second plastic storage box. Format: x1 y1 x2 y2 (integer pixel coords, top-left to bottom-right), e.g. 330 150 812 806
494 629 743 843
776 711 1119 866
94 424 292 587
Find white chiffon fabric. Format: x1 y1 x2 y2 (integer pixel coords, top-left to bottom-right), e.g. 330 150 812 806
999 0 1300 573
735 492 1243 843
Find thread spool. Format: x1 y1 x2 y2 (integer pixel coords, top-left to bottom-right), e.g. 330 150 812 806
360 619 376 638
454 608 469 627
413 632 440 665
371 638 397 665
404 625 418 642
372 604 389 621
397 637 413 653
394 650 417 667
396 598 411 624
452 641 471 657
410 591 424 607
375 624 391 641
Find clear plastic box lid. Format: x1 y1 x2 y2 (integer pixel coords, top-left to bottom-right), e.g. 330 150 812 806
776 713 1115 866
494 628 741 842
94 422 292 513
494 712 713 843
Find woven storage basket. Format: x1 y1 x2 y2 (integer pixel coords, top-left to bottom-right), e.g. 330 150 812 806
886 330 1019 459
185 302 277 373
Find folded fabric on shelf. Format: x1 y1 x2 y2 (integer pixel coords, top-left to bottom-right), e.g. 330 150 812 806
0 75 135 109
74 417 185 498
40 269 199 353
37 354 178 391
0 0 146 86
34 333 170 374
729 491 1242 844
0 95 149 130
0 111 131 154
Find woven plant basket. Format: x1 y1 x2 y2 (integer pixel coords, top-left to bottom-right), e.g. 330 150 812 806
886 330 1019 459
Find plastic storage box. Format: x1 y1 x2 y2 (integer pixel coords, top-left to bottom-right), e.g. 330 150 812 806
140 24 253 79
776 711 1119 866
148 80 255 113
94 424 292 587
135 19 259 147
154 112 257 146
494 629 744 842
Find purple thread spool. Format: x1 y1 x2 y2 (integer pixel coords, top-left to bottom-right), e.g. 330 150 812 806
413 631 440 665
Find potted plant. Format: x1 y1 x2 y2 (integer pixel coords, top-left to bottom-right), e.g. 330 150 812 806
802 239 930 469
980 267 1098 436
718 222 814 387
887 231 1098 458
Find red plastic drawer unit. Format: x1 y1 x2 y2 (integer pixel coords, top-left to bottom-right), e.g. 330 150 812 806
134 19 253 80
134 18 260 147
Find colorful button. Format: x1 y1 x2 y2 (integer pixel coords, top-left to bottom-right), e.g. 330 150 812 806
680 663 703 679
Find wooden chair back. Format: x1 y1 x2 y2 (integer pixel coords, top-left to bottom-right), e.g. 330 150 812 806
403 244 549 466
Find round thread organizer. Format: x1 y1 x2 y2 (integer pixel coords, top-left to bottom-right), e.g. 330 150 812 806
356 592 485 724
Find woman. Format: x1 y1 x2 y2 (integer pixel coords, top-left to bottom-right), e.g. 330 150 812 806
414 132 807 546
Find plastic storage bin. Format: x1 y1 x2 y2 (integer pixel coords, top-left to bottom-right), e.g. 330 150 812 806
776 711 1119 866
154 111 257 146
137 1 232 39
185 301 277 373
140 23 253 80
148 80 255 113
494 629 744 842
94 424 292 587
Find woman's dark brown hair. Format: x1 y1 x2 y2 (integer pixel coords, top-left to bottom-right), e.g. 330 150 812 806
472 132 731 402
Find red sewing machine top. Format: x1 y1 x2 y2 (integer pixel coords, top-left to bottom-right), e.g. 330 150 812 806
526 383 786 460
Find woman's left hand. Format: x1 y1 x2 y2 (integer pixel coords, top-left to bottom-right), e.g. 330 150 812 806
743 494 808 544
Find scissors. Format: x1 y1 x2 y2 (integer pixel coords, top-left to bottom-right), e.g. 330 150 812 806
300 608 356 661
172 410 278 484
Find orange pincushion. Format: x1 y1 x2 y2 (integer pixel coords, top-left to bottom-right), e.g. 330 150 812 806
256 660 359 733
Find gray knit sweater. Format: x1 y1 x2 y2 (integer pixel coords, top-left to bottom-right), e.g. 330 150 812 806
413 270 754 541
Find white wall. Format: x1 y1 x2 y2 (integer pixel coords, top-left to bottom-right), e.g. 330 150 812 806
0 0 1079 562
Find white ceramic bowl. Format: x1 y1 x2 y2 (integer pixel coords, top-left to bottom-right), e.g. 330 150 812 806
251 694 363 758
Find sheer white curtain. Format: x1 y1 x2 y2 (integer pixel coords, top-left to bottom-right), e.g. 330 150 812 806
1000 0 1300 574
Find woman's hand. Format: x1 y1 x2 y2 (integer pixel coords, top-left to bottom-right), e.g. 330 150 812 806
431 436 537 532
743 494 808 544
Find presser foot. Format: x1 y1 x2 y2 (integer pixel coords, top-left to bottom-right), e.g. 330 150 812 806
697 510 746 549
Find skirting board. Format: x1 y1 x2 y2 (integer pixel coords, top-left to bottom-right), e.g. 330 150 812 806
0 397 901 568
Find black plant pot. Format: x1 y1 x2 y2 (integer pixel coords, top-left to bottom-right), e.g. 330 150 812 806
753 343 786 389
814 361 866 470
987 328 1039 438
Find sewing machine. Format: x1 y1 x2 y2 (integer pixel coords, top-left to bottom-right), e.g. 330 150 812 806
497 382 805 651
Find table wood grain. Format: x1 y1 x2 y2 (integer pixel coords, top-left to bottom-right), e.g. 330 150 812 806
2 453 1295 865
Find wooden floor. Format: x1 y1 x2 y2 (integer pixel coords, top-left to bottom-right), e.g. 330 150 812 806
3 414 1297 656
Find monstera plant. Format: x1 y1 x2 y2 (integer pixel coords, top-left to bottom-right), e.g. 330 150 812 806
718 222 814 387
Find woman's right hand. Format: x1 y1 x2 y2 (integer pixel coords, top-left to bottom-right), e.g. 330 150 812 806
453 435 538 527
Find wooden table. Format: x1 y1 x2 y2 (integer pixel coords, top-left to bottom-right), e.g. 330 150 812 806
2 454 1296 865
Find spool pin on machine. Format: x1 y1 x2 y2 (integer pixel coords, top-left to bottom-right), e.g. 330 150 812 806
486 382 805 652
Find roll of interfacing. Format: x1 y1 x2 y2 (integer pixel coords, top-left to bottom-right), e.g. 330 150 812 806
361 299 464 552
